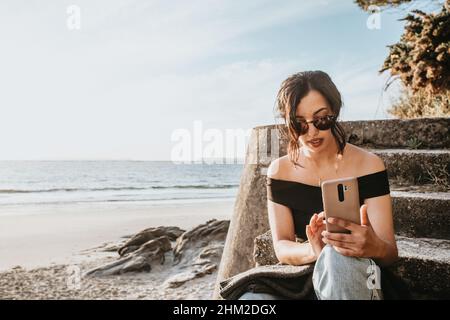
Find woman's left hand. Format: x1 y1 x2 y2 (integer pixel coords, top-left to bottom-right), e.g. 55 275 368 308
321 204 384 258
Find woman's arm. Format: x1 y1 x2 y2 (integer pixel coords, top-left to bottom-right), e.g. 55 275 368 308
361 155 398 266
267 158 317 265
363 193 398 266
268 199 316 265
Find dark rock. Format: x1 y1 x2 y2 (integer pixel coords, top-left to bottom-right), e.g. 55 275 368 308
85 219 230 290
84 236 172 277
118 226 185 256
163 220 230 288
173 219 229 265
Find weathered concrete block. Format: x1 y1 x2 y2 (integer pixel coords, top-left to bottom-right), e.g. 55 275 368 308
212 163 271 298
252 230 450 299
247 123 450 187
393 236 450 299
372 149 449 188
341 118 450 149
253 230 279 266
392 191 450 240
213 118 450 299
254 117 450 159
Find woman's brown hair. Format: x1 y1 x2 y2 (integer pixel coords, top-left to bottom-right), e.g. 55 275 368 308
274 70 346 168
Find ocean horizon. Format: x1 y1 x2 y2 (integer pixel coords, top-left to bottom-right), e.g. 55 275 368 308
0 161 243 209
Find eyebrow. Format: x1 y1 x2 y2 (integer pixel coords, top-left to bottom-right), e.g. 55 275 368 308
296 107 327 118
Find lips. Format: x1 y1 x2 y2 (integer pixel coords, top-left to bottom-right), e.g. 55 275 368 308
308 138 323 147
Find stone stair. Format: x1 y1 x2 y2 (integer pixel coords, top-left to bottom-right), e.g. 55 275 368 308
370 149 449 188
394 236 450 299
251 231 450 299
213 117 450 299
391 191 449 239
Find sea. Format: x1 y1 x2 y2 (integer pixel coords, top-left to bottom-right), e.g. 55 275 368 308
0 161 243 208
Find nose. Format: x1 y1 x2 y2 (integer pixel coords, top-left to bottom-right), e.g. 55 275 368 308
305 119 319 136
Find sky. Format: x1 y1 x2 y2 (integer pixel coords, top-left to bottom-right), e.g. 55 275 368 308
0 0 432 161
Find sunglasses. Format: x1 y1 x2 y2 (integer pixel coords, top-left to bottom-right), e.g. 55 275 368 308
292 114 337 135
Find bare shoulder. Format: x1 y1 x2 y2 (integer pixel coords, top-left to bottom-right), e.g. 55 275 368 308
346 143 386 174
267 155 290 179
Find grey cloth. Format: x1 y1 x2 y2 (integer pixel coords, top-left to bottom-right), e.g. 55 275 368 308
238 292 285 300
219 264 316 300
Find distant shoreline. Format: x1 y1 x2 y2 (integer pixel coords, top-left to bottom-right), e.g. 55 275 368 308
0 195 238 211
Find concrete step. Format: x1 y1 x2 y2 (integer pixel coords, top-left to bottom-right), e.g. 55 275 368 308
255 148 449 189
370 149 449 188
247 127 448 190
391 190 450 240
341 117 450 149
251 118 450 165
391 236 450 299
214 119 450 299
252 231 450 299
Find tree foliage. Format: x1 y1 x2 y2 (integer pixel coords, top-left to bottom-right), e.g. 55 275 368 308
355 0 413 11
356 0 449 93
380 1 450 93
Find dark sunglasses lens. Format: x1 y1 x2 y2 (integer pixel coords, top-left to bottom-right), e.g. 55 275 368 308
315 116 335 130
294 116 335 134
293 120 308 134
300 122 309 134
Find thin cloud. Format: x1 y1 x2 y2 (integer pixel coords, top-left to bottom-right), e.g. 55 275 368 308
0 1 404 160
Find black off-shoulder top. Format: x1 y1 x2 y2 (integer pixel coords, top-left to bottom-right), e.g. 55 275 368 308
266 169 390 240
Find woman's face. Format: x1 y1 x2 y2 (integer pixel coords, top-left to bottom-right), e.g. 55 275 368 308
294 90 335 153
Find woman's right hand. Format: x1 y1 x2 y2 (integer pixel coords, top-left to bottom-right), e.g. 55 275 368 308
306 211 326 259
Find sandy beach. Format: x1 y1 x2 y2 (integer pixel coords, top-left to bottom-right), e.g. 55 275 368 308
0 200 234 299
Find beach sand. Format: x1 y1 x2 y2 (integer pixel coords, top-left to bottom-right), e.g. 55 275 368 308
0 200 234 299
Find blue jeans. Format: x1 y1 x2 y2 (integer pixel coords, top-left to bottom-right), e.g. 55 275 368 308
238 244 383 300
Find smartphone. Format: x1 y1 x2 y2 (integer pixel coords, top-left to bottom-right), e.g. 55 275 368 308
321 176 361 234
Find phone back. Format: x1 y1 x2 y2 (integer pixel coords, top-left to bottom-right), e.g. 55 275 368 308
321 176 360 234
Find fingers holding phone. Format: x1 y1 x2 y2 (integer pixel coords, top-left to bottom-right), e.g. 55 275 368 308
306 212 326 259
321 204 384 258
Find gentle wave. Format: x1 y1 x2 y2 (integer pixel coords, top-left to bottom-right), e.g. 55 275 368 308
0 194 237 207
0 184 240 194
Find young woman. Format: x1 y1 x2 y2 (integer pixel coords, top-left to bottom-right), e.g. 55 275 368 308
239 70 398 300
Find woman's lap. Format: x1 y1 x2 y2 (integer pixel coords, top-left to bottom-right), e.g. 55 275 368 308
312 244 383 300
237 244 383 300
